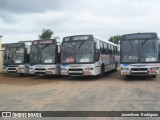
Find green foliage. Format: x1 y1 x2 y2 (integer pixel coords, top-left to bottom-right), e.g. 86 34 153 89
39 28 53 39
109 35 121 44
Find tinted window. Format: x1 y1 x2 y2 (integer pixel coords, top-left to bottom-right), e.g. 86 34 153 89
104 43 108 54
100 41 104 54
4 47 25 64
115 47 118 55
61 41 94 63
113 46 117 55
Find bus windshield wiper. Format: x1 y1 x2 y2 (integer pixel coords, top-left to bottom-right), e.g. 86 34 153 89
78 41 85 48
141 39 148 46
42 44 50 49
129 41 133 48
68 42 74 50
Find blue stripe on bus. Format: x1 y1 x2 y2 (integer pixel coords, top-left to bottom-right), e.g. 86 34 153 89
122 64 129 66
61 64 68 67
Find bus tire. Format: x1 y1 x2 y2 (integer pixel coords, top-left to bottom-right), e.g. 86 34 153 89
114 62 118 71
152 75 156 78
125 75 130 79
98 65 105 78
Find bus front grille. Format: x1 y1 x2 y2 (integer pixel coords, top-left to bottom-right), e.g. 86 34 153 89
8 68 16 70
131 68 148 71
35 68 46 70
69 73 83 76
131 72 148 75
68 69 83 71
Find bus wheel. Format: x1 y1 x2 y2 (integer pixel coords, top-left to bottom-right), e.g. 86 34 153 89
98 65 104 78
114 63 118 71
152 75 156 78
125 75 130 79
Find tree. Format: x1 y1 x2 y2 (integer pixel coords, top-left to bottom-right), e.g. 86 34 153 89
39 28 53 39
108 35 121 44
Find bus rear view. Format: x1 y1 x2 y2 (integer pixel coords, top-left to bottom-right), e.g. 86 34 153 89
120 32 160 78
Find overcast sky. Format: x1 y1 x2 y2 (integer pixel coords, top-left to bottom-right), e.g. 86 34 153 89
0 0 160 43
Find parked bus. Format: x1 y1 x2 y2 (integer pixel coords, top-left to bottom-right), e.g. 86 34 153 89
3 42 30 76
61 35 120 76
29 39 61 75
120 32 160 78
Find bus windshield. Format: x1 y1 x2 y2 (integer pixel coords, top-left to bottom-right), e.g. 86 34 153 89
121 39 158 63
4 47 25 64
61 40 94 63
30 44 56 64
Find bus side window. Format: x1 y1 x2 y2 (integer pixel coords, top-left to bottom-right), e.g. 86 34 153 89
104 43 107 55
111 46 114 54
112 46 114 54
113 46 116 55
100 41 104 54
115 47 118 55
94 42 100 62
107 44 109 54
109 45 112 54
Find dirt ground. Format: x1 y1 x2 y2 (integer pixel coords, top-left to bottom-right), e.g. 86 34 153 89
0 70 160 120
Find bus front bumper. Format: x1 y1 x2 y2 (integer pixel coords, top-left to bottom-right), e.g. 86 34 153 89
121 69 159 75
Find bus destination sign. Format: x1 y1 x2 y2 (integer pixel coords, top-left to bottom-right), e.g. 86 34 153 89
7 43 25 48
32 39 57 45
39 40 53 44
124 33 157 40
64 35 91 42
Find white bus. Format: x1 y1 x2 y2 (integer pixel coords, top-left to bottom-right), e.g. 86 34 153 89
3 42 30 76
61 35 120 76
29 39 61 76
120 32 160 78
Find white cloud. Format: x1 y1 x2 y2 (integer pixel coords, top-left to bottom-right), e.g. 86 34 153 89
1 0 160 43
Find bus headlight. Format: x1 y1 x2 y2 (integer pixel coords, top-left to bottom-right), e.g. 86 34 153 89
121 67 129 70
150 67 159 70
29 68 34 72
84 68 94 71
47 68 55 70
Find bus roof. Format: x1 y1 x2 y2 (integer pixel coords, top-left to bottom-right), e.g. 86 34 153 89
63 34 118 47
6 43 25 48
94 35 118 47
121 32 158 40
